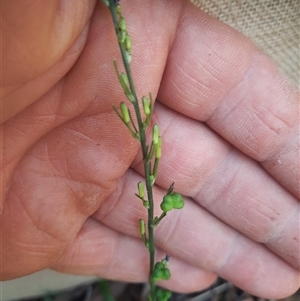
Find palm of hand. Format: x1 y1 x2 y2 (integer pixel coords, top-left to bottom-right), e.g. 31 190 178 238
2 0 299 298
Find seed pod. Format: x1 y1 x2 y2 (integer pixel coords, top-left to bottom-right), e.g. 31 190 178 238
154 262 164 270
152 262 171 282
160 196 173 212
161 193 184 212
161 267 171 280
172 193 184 209
155 289 172 300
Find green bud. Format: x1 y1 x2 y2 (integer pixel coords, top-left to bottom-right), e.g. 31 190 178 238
119 73 128 90
125 34 131 52
138 181 145 199
152 124 159 145
149 174 155 186
142 96 151 116
124 51 131 64
142 200 150 209
155 137 162 159
119 17 126 31
116 5 121 15
127 94 135 103
120 102 130 124
118 30 126 44
139 219 145 235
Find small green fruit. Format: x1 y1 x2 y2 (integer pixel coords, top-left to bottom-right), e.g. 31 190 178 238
161 193 184 212
154 262 164 270
161 267 171 280
172 193 184 209
152 263 171 282
160 197 174 212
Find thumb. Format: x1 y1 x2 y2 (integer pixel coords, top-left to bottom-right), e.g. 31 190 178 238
2 0 96 122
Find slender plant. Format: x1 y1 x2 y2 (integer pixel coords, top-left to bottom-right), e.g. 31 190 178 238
102 1 185 300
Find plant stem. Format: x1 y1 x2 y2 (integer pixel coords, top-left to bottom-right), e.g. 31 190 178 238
107 1 157 299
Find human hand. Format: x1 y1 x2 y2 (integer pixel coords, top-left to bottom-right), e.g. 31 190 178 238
2 0 299 298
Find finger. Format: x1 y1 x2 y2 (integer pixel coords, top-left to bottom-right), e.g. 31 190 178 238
132 102 299 270
93 169 299 299
2 0 96 122
52 217 217 293
157 1 299 197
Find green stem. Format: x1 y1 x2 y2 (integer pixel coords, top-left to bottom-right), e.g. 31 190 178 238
107 1 156 299
154 211 167 227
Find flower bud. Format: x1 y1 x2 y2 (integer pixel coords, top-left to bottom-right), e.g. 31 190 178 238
138 181 145 199
116 4 121 15
149 175 155 186
125 34 131 52
142 96 151 116
139 219 146 235
119 73 128 90
155 137 162 159
118 30 126 44
120 102 130 124
124 51 132 64
119 17 126 31
152 124 159 145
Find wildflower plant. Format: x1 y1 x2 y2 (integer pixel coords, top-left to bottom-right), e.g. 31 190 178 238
102 1 185 300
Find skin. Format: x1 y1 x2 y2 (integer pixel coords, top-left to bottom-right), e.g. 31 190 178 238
1 0 299 298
